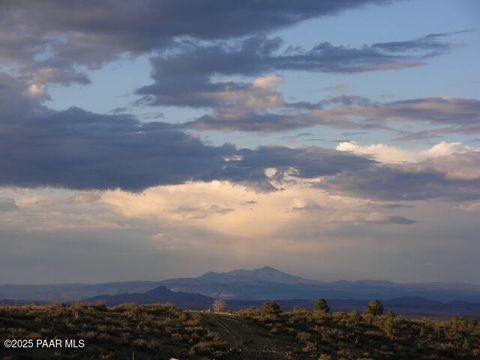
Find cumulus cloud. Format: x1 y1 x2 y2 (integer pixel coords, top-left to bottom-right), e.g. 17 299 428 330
336 141 476 163
419 152 480 181
324 151 480 201
101 180 404 238
4 182 452 284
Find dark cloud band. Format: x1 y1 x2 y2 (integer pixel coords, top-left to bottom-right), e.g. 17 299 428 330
0 107 373 191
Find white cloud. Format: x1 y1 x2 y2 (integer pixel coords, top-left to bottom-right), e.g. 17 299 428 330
27 83 47 99
0 188 125 232
102 181 299 238
336 141 476 164
217 75 285 112
101 180 374 238
457 202 480 212
253 75 282 90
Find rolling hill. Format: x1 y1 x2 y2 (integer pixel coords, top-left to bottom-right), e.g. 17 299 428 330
84 286 213 308
2 303 479 359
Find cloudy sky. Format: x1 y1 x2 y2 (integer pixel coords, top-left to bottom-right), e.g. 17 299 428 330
1 0 479 284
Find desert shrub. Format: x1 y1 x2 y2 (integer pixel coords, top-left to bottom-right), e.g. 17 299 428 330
189 340 228 356
262 301 281 318
365 300 384 316
314 298 330 314
349 310 362 325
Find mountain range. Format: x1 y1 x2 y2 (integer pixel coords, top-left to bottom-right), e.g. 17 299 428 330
157 266 480 303
2 266 480 307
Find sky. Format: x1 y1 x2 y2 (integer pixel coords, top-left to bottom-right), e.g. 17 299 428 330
0 0 479 284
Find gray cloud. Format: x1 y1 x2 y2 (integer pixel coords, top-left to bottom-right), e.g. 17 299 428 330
188 113 301 133
379 203 415 209
0 1 394 80
375 97 480 126
369 97 480 139
132 30 471 136
185 96 480 134
325 152 480 201
0 108 233 190
0 73 49 118
231 146 375 185
185 107 384 133
137 33 455 108
2 103 477 203
332 213 417 225
385 216 417 224
0 198 18 212
1 1 469 139
371 32 459 53
0 107 374 191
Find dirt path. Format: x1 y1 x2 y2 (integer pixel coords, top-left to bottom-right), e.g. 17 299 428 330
210 315 243 348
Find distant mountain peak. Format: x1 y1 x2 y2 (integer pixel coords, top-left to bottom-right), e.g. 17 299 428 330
196 266 318 284
254 266 280 272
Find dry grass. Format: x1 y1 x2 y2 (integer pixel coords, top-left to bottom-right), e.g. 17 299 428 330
1 304 479 359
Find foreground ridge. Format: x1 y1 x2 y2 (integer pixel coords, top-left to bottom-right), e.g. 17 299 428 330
1 303 479 359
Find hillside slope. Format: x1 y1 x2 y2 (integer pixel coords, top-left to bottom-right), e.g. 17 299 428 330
84 286 214 308
1 304 479 359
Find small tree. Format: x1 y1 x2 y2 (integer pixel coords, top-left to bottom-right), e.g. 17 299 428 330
384 312 395 339
349 309 362 324
212 299 227 313
365 300 384 316
314 298 330 314
262 301 281 318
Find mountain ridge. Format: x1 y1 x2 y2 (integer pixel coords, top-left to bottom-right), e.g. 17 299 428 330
194 266 319 284
84 286 213 309
2 266 480 303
